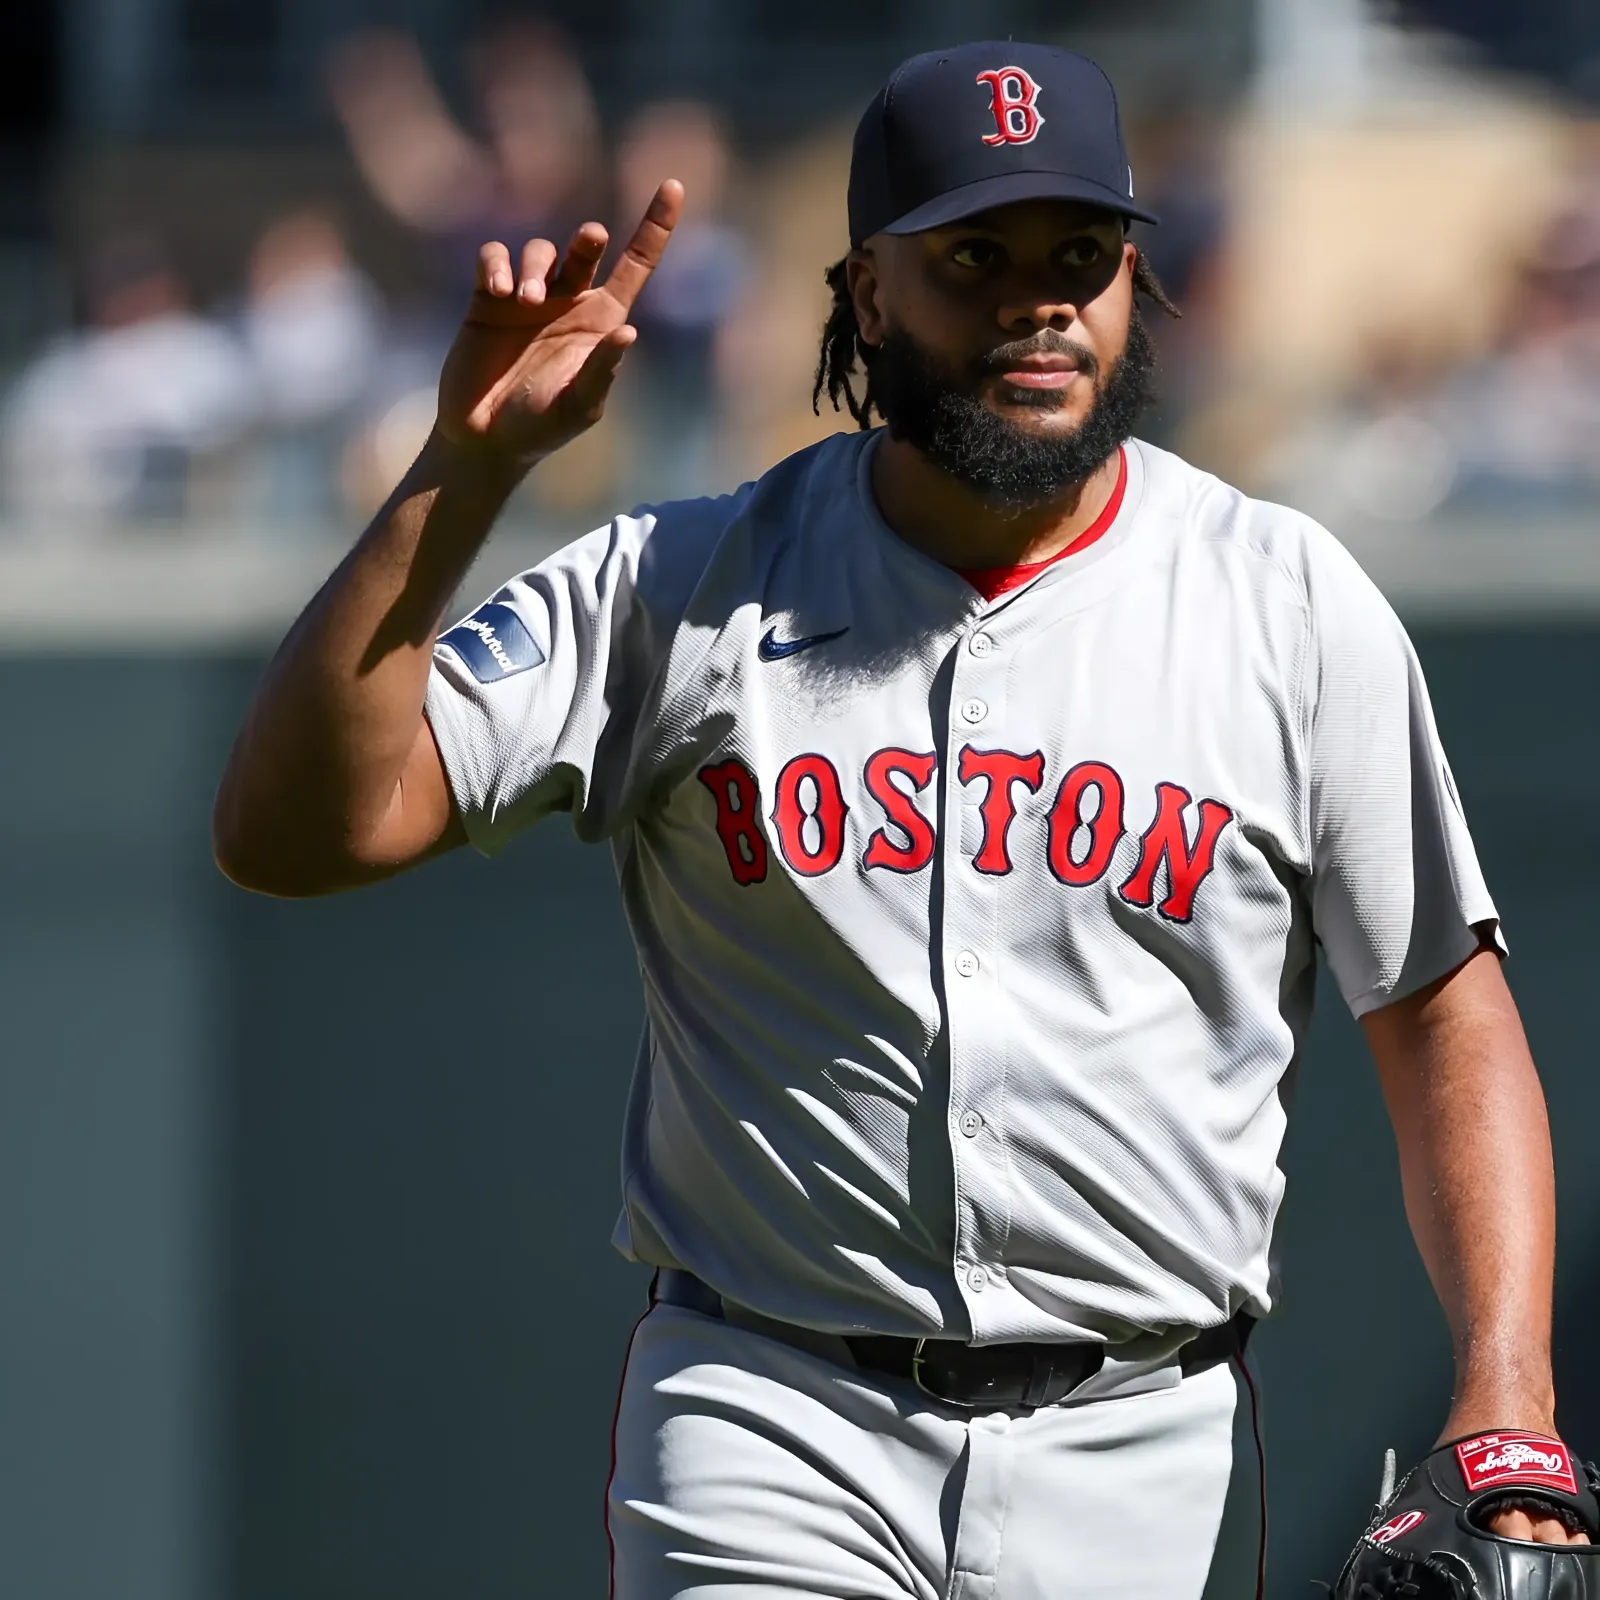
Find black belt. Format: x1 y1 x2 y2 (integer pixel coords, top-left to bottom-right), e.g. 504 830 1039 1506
656 1270 1252 1413
847 1331 1105 1410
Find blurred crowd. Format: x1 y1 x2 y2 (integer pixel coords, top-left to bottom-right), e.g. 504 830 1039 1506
1261 152 1600 522
0 21 753 534
0 19 1597 538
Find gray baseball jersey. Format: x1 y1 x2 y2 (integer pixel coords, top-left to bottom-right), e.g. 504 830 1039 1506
424 431 1497 1347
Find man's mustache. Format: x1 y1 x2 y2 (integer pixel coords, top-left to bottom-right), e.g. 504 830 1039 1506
971 331 1100 381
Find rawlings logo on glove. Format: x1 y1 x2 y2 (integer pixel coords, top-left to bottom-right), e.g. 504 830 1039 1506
1456 1433 1577 1495
1333 1431 1600 1599
1371 1509 1427 1545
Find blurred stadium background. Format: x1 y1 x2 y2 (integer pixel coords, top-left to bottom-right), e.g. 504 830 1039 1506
1 0 1598 1595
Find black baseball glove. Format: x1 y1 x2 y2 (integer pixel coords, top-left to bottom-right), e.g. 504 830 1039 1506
1333 1430 1600 1599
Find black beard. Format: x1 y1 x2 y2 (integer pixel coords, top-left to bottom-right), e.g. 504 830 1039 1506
867 310 1157 509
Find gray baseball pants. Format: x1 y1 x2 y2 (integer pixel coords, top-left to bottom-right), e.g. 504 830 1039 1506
606 1278 1260 1599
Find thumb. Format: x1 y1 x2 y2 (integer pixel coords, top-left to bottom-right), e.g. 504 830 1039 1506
562 325 637 423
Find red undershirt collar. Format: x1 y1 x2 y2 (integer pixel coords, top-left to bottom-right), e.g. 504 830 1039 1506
954 445 1129 603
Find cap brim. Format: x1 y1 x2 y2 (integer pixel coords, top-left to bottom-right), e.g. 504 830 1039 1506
874 170 1158 238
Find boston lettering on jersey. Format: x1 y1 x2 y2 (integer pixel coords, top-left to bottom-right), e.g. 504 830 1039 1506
698 746 1233 922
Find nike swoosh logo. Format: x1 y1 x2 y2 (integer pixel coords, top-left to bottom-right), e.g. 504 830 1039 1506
758 624 850 661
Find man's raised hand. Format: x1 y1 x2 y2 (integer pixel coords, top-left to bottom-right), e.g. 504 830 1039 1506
436 179 683 469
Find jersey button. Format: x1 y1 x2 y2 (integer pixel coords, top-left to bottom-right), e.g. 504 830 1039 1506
959 697 988 724
969 632 994 657
966 1264 989 1293
959 1109 984 1138
954 950 979 978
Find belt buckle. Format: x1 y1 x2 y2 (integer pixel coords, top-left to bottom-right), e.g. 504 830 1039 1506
910 1337 976 1410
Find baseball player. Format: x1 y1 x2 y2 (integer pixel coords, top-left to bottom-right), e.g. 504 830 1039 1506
214 41 1591 1600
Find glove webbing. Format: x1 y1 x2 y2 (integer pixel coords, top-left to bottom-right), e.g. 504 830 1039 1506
1356 1556 1470 1600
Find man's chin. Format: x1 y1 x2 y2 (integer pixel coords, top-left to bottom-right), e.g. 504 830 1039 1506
983 395 1089 430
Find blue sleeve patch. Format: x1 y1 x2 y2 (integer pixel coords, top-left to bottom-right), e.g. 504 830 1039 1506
438 602 546 683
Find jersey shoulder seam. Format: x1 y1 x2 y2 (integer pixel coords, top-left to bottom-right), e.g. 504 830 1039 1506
620 435 857 781
1142 445 1324 790
1143 443 1317 612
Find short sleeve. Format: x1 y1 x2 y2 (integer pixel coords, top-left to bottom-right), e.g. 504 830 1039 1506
424 511 660 857
1303 532 1502 1017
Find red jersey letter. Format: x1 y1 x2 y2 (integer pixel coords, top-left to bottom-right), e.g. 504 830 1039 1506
1118 782 1233 922
1047 761 1126 886
863 749 937 873
772 753 848 877
957 746 1045 875
698 759 768 885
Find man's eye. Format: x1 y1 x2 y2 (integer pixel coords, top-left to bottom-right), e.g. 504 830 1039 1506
1060 238 1104 269
950 240 1000 269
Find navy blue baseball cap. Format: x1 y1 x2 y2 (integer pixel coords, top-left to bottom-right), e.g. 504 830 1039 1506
847 41 1157 248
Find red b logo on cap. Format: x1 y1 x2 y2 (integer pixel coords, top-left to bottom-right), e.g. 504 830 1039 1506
976 67 1044 146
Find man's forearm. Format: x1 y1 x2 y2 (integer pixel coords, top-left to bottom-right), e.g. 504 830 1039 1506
214 432 520 888
1364 949 1558 1438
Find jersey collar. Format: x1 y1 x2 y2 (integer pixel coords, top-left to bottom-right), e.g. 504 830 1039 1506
852 430 1150 617
954 445 1129 602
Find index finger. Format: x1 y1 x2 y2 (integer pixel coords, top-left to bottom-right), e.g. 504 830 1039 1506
600 180 685 311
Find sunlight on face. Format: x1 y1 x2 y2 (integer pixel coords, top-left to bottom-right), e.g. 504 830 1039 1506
856 200 1136 435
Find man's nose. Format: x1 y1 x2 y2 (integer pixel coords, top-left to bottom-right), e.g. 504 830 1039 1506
997 295 1079 335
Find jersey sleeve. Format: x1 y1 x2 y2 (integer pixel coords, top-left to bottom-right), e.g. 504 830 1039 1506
1301 531 1502 1017
423 509 666 857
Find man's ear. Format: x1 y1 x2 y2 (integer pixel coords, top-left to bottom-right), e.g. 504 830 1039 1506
845 249 886 348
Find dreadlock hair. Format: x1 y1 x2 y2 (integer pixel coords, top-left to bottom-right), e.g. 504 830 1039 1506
811 248 1180 429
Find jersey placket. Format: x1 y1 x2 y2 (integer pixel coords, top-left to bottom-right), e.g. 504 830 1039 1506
941 604 1019 1339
